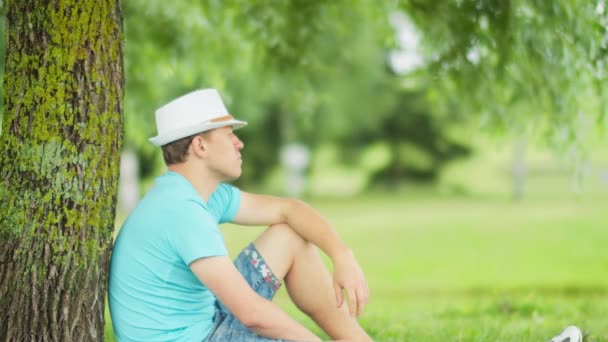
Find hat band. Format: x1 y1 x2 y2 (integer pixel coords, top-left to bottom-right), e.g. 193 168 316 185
209 115 234 123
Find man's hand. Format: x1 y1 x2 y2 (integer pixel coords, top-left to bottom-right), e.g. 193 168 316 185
332 249 369 317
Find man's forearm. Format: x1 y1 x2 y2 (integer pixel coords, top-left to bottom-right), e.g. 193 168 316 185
281 198 370 317
283 199 351 259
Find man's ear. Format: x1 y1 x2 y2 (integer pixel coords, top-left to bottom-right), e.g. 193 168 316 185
191 135 208 158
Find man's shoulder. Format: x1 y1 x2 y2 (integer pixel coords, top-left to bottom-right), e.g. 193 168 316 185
208 183 237 202
121 193 209 238
207 183 241 222
139 180 205 211
147 171 204 202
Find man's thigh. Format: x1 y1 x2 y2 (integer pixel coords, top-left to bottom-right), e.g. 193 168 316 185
250 223 308 282
204 243 286 342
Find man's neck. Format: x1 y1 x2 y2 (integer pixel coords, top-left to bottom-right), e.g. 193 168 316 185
167 163 219 202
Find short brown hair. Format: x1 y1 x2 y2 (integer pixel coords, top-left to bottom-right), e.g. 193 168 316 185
161 131 209 165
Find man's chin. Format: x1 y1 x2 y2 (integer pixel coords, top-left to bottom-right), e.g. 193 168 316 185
224 170 242 181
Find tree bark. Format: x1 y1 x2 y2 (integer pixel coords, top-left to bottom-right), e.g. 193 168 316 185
0 0 124 341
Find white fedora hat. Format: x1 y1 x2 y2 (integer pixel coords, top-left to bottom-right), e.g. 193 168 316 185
149 88 247 146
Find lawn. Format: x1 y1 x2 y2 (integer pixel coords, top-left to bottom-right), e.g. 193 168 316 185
105 182 608 341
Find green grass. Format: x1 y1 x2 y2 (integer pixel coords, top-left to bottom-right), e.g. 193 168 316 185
105 185 608 341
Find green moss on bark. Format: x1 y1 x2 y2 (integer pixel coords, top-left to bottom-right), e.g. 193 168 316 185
0 0 124 340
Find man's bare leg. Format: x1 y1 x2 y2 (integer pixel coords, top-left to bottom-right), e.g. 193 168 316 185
253 224 372 342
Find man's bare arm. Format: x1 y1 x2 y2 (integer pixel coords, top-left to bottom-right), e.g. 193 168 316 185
233 192 369 317
189 256 320 341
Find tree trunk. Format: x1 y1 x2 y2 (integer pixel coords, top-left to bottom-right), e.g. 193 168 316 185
0 1 124 341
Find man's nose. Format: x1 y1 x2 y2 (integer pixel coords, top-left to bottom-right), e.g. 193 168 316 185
235 138 244 150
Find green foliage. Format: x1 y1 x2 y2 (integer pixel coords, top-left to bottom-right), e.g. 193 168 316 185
2 0 606 184
403 0 608 148
336 89 471 184
117 0 607 184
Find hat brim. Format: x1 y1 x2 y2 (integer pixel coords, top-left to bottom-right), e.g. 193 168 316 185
149 119 247 147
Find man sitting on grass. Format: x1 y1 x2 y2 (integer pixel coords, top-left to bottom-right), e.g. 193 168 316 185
109 89 373 341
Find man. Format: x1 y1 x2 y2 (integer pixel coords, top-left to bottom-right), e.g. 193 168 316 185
109 88 373 341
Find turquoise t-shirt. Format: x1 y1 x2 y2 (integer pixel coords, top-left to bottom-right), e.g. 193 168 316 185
109 171 241 342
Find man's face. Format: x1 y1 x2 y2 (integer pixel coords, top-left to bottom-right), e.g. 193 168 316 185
203 126 244 181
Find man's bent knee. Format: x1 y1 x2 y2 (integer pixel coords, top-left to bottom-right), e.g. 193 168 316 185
263 223 307 250
252 223 309 280
267 224 319 258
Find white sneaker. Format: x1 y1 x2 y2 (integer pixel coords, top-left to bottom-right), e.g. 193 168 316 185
549 326 583 342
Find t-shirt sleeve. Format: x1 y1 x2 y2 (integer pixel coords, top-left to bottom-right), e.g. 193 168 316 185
169 201 228 265
207 183 241 224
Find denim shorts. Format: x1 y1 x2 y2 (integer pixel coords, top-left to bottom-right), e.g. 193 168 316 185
203 243 289 342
